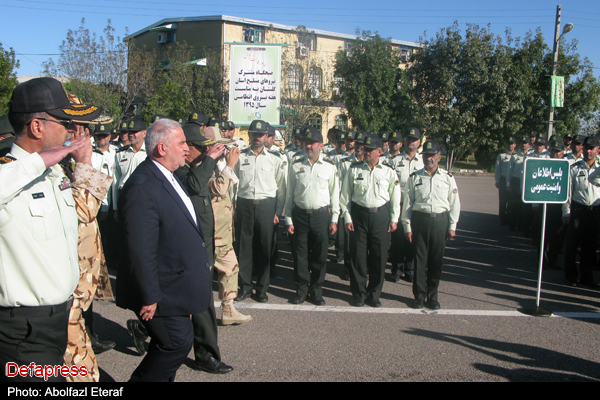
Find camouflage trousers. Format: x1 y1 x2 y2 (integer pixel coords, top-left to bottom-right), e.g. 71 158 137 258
64 306 99 382
214 244 239 301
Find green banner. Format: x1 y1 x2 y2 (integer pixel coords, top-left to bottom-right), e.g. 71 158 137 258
229 44 282 126
550 76 565 108
522 158 570 203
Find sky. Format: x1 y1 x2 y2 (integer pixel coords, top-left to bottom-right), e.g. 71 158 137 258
1 0 599 78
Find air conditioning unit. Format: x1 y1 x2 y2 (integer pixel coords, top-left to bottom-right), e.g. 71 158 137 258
157 33 168 44
298 45 309 58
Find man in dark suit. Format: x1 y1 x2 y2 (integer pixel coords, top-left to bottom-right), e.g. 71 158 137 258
116 119 212 382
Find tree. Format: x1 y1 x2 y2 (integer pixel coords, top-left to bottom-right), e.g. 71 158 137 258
407 23 520 170
334 31 402 132
142 42 226 123
42 18 156 125
279 26 335 137
0 43 20 115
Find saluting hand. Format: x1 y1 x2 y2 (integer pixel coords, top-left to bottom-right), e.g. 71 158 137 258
38 137 87 169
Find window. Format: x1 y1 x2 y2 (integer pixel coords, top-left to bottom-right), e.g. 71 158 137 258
307 66 322 91
287 64 303 91
399 46 413 62
297 32 317 51
335 115 348 131
308 113 322 134
243 26 265 43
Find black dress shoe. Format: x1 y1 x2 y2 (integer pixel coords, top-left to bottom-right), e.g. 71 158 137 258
235 290 252 302
403 274 413 283
565 280 578 287
289 295 306 304
90 336 116 355
127 319 147 356
191 357 233 374
309 294 326 306
412 299 425 309
252 293 268 303
425 300 441 310
366 298 382 308
352 297 364 307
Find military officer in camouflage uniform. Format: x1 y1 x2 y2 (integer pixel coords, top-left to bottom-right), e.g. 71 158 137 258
340 134 401 307
210 143 252 325
402 141 460 310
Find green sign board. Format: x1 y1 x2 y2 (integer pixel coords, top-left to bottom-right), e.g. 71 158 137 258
522 158 570 203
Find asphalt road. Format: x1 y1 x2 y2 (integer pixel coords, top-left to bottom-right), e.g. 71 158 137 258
93 175 600 382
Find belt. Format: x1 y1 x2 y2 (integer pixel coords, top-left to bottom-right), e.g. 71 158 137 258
294 205 329 214
0 298 73 318
572 202 600 212
238 197 274 205
414 211 448 218
352 202 389 213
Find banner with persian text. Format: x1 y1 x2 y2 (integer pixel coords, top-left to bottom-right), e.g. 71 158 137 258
229 44 282 126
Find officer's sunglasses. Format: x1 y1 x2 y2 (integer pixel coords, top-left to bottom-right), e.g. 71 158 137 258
31 117 77 131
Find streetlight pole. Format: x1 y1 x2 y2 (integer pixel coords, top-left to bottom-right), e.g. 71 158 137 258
547 5 573 140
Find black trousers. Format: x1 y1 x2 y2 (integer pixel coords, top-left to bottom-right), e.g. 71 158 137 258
564 202 600 284
235 197 276 296
348 202 391 302
498 177 509 224
508 177 523 231
130 314 193 382
411 211 449 302
192 291 220 363
290 206 330 298
0 300 71 382
390 215 414 277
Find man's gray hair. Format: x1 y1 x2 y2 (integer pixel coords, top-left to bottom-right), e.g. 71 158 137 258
145 119 181 154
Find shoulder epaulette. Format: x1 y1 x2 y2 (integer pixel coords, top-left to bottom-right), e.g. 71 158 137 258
116 145 130 153
93 148 103 155
341 157 351 163
293 158 304 164
350 161 363 167
323 157 335 165
267 148 281 158
382 161 394 169
0 155 16 164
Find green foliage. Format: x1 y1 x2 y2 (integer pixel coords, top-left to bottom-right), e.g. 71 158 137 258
334 31 403 132
0 43 20 115
143 42 225 122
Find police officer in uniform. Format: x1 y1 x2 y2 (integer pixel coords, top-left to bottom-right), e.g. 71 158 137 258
0 77 102 381
285 127 340 305
495 136 517 226
389 128 424 283
234 120 287 302
116 121 130 150
563 136 600 288
340 134 400 307
113 118 147 212
507 137 531 233
401 140 460 310
188 111 207 127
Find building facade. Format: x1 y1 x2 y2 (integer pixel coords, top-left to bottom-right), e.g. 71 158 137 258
125 15 420 141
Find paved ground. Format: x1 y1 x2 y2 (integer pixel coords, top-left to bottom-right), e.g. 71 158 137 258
93 175 600 382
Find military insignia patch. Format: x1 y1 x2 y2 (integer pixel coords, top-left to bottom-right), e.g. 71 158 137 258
59 176 72 191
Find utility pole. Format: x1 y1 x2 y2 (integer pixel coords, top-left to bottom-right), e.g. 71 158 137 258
547 5 562 141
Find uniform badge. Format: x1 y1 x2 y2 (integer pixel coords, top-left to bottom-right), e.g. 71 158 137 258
59 176 72 191
356 173 364 181
299 167 305 173
453 188 458 194
32 192 45 199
